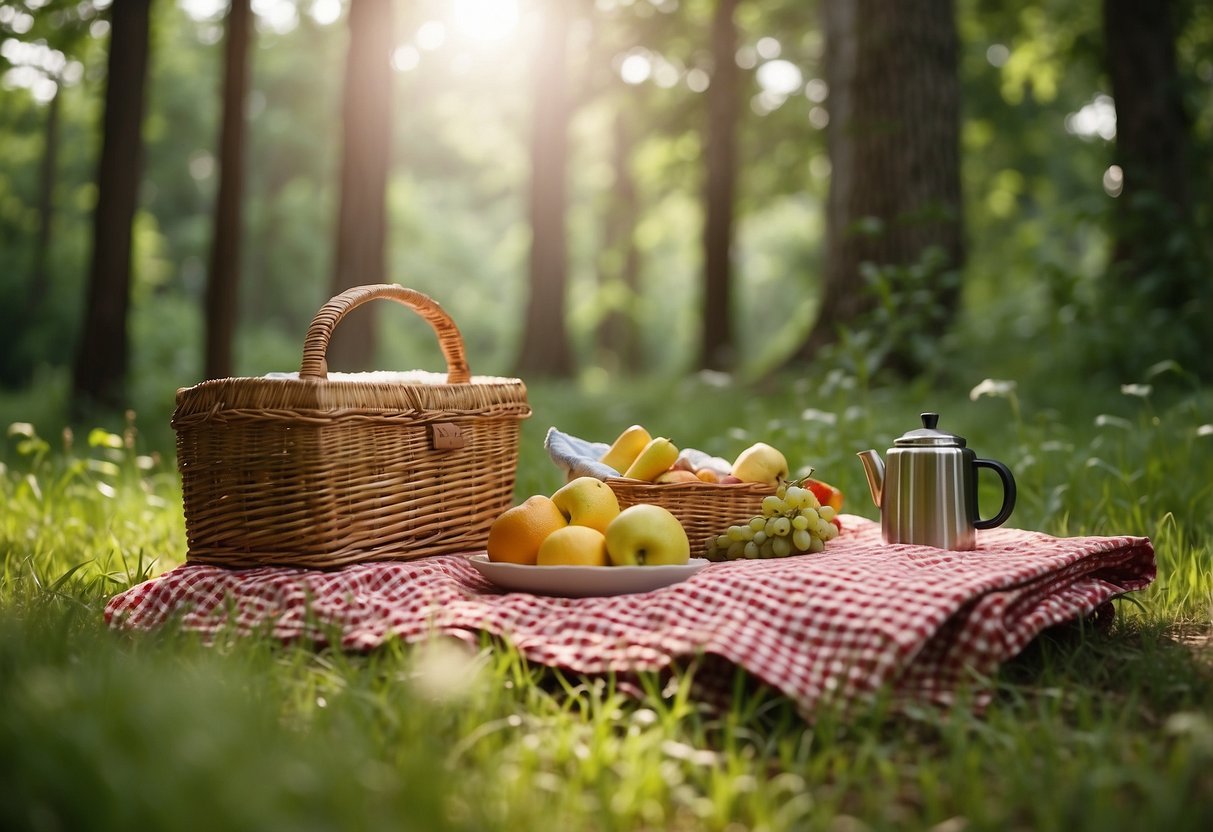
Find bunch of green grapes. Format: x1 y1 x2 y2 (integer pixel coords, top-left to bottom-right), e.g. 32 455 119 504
705 481 839 561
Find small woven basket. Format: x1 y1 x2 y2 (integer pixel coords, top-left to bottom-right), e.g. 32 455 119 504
606 478 775 549
172 284 531 569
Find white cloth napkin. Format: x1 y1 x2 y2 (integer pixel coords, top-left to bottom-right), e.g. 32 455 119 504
543 427 620 481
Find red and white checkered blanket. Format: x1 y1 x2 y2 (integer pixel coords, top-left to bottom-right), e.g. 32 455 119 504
105 516 1154 714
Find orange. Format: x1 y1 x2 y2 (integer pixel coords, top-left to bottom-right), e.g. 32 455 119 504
486 495 568 564
536 525 609 566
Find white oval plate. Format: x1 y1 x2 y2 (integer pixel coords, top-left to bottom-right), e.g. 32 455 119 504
466 554 710 597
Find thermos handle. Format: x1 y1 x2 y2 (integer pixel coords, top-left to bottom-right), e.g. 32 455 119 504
973 458 1016 530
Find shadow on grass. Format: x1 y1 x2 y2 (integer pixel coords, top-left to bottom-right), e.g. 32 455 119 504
996 612 1213 721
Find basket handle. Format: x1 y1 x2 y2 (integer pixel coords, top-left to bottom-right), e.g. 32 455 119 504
299 284 471 383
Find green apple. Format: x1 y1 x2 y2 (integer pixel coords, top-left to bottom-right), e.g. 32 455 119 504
604 504 690 566
551 476 621 533
731 442 789 486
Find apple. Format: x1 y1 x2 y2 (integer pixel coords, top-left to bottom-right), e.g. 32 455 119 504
731 442 789 486
537 525 610 566
695 468 721 483
719 475 742 484
551 476 621 533
599 425 652 475
805 477 844 513
622 437 680 482
604 504 690 566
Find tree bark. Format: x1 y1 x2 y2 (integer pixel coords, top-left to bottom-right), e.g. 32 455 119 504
71 0 152 412
790 0 963 373
699 0 740 371
596 110 642 374
328 0 394 372
515 0 574 377
1102 0 1192 303
204 0 253 381
30 83 60 313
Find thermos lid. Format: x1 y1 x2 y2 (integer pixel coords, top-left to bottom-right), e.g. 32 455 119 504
893 412 967 448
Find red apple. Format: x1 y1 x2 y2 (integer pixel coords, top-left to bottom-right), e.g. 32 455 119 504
805 478 844 513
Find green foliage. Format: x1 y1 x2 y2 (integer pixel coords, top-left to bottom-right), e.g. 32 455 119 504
955 0 1213 383
0 415 183 599
819 245 963 383
0 0 1209 403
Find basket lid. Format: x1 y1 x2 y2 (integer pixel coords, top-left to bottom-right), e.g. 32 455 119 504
174 285 530 424
174 370 530 421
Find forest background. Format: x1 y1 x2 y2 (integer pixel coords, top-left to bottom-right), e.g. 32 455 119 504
2 3 1213 829
0 0 1209 445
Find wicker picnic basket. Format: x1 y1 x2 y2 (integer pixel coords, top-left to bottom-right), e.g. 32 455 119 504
172 284 531 569
605 478 775 550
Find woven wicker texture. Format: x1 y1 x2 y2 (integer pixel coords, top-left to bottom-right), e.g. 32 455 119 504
606 478 776 549
173 285 530 568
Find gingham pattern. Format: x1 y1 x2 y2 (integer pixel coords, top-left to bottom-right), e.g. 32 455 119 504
105 516 1154 714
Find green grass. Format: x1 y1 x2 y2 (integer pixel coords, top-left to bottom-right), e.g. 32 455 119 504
2 371 1213 831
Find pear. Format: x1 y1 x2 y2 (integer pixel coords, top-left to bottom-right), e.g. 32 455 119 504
731 442 789 486
599 425 652 475
622 437 680 481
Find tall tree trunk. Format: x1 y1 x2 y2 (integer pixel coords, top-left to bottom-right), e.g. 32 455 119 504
328 0 394 372
1103 0 1192 304
699 0 740 371
205 0 253 381
30 83 61 313
516 0 574 377
596 110 642 374
790 0 963 374
72 0 152 412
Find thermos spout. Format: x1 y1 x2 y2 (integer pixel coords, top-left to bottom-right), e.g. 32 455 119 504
857 450 884 507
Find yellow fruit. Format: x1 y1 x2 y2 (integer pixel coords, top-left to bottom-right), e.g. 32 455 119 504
599 425 652 474
605 504 690 566
695 468 721 483
731 442 789 486
486 495 568 564
536 525 609 566
655 469 700 484
551 476 620 532
622 437 679 482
